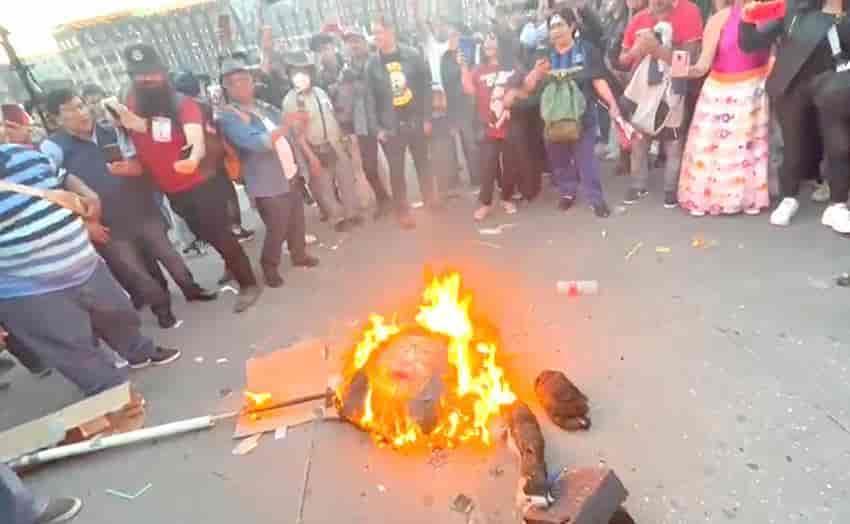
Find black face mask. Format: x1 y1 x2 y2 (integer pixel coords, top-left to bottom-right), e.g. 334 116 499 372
134 83 180 121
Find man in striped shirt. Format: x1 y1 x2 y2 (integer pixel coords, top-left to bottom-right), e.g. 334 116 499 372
0 116 180 397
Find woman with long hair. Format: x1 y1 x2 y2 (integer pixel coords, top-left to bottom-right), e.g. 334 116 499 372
739 0 850 232
677 0 772 215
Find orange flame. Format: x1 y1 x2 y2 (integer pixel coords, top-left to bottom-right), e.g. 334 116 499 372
339 272 516 449
244 391 272 408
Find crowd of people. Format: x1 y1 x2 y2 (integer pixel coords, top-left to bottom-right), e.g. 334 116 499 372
2 0 850 521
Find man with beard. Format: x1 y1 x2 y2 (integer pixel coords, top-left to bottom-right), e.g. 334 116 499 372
114 44 261 313
338 30 393 218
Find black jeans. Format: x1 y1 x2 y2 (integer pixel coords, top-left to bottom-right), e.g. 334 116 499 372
168 175 257 288
221 171 243 229
382 122 434 212
356 134 391 204
815 102 850 204
97 215 204 317
255 191 307 271
479 137 531 206
774 81 824 198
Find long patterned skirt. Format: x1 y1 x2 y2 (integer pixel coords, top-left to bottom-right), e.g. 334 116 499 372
678 66 771 215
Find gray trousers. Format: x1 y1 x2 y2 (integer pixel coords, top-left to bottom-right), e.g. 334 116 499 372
254 191 307 271
97 216 202 316
0 463 40 524
309 141 360 222
630 135 684 193
0 261 155 396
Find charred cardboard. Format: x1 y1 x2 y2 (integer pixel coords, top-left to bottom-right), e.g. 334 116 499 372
233 338 343 439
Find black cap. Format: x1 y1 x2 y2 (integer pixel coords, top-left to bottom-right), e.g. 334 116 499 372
124 43 166 75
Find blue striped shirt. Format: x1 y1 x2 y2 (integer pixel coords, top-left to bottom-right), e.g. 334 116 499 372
0 144 99 299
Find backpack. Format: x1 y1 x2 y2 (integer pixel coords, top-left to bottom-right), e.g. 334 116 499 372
540 70 587 143
620 55 684 137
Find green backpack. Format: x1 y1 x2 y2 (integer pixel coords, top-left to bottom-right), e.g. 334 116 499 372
540 68 587 144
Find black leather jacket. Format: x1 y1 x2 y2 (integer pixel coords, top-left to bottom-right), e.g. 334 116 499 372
740 1 850 96
365 45 433 135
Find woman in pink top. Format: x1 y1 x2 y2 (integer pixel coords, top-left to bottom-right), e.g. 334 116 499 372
677 0 771 216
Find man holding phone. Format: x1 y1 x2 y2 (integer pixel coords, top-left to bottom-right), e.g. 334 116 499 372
41 88 217 329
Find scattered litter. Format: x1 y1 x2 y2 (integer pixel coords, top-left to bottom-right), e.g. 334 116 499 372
194 357 204 364
452 493 475 514
232 433 261 455
691 236 718 249
557 280 599 296
837 273 850 287
105 483 152 500
377 484 387 493
305 234 318 245
614 205 627 215
412 201 424 209
808 276 831 290
219 388 233 398
427 448 450 469
489 465 505 478
274 425 289 440
477 240 502 249
221 286 238 294
216 358 229 364
625 241 643 261
170 320 184 329
478 223 516 235
655 246 671 254
601 230 608 239
479 228 503 235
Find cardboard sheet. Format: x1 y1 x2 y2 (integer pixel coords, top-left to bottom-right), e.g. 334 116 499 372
233 338 342 439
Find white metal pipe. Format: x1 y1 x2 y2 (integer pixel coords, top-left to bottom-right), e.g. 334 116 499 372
9 415 225 470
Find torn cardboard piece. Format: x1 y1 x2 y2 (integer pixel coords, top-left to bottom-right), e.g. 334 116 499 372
233 338 342 439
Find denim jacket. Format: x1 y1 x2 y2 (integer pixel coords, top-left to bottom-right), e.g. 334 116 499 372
217 103 293 198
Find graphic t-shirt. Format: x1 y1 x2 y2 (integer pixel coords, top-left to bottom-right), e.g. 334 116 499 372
470 64 516 140
380 51 415 122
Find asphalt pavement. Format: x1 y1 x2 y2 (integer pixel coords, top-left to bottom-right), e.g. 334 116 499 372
5 161 850 524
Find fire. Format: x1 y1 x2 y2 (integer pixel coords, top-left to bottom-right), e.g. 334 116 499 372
339 272 516 449
244 391 272 408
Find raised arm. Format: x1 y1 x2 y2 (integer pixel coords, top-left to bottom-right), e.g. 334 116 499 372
688 8 732 77
739 2 786 52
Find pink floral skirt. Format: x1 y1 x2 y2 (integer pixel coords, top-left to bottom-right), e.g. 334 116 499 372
678 66 771 215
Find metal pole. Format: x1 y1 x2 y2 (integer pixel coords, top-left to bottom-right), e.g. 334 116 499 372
0 25 48 126
8 415 226 471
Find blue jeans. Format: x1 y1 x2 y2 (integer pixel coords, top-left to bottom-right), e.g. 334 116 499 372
0 464 40 524
545 128 605 205
0 261 155 396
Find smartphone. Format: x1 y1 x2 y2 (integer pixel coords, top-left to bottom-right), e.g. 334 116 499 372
179 145 194 160
1 104 29 125
671 50 689 78
102 143 124 163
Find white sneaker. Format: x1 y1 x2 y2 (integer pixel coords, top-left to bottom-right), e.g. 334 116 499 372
821 203 850 234
770 198 800 226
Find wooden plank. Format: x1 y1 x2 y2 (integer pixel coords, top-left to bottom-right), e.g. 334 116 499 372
0 382 130 463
